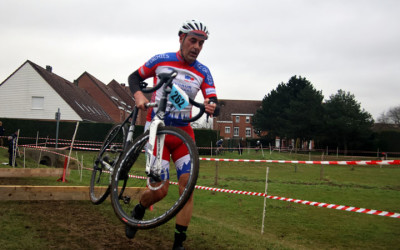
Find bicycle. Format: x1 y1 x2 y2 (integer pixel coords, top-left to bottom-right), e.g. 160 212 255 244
89 107 132 204
91 70 206 230
215 146 224 155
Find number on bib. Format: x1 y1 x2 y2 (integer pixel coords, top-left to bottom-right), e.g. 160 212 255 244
169 84 189 110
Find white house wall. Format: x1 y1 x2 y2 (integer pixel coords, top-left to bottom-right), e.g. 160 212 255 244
0 63 82 121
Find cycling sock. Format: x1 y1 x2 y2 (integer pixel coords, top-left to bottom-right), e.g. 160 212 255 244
135 203 146 218
173 224 187 247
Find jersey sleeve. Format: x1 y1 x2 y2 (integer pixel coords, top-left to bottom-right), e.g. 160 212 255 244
198 64 217 99
137 54 168 79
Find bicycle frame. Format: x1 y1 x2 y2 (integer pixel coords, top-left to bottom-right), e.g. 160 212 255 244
96 106 139 162
101 70 204 186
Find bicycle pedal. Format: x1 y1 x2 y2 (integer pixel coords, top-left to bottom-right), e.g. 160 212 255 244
103 155 110 163
148 174 162 183
122 196 131 204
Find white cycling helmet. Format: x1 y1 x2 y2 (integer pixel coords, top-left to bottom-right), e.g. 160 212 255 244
178 19 209 40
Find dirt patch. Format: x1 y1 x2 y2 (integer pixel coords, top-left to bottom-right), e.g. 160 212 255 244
9 200 172 249
0 178 174 249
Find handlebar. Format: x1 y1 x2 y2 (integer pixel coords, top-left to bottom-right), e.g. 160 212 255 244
183 98 206 123
140 71 206 123
140 71 177 93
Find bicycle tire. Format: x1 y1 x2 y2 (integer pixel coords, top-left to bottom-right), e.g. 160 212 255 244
90 124 126 205
110 126 199 229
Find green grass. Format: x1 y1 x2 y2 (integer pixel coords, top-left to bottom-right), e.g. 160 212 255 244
0 147 399 249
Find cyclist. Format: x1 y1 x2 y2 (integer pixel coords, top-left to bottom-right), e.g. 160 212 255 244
216 138 223 154
127 19 219 249
255 140 260 153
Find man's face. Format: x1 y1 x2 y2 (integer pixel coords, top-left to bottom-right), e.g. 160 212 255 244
180 34 205 64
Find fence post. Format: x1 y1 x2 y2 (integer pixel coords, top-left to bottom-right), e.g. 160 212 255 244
66 122 80 174
261 167 270 234
261 144 265 158
214 161 219 186
320 152 324 180
80 155 84 182
12 129 20 168
23 147 26 168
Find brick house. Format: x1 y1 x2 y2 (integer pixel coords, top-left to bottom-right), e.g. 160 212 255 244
77 73 152 125
107 80 150 126
76 72 132 123
212 99 262 140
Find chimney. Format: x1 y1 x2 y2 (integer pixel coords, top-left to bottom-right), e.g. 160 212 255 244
46 65 52 73
73 80 79 86
121 83 125 86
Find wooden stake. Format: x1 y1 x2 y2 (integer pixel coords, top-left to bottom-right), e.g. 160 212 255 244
261 167 270 234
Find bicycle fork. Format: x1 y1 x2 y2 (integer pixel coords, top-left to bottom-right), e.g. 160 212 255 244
145 119 166 190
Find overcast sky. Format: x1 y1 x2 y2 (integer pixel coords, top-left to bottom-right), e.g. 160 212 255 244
1 0 399 120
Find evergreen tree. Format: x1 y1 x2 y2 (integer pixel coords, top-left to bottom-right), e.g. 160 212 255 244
253 76 324 143
323 90 374 152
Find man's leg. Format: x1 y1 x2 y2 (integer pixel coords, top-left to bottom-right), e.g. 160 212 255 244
9 151 12 165
126 157 170 239
126 181 170 239
169 125 195 249
176 173 193 225
173 173 192 249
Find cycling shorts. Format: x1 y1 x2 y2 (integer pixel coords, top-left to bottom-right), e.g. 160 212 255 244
145 122 195 180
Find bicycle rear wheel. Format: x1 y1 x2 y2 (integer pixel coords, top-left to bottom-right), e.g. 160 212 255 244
90 124 126 205
110 126 199 229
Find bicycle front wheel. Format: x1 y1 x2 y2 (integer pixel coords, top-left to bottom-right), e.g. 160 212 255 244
90 124 126 205
110 126 199 229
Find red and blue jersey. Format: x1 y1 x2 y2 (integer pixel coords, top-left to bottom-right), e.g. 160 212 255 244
138 51 217 126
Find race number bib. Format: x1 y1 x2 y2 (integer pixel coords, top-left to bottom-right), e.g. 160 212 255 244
169 84 189 110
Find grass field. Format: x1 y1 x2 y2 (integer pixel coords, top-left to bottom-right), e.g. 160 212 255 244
0 146 399 249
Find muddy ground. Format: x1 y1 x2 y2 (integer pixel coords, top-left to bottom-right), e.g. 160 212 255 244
0 178 175 250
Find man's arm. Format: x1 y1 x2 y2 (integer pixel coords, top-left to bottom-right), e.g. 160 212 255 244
128 70 149 110
128 70 143 94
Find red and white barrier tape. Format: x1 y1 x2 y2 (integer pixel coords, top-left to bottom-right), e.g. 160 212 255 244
122 172 400 218
79 166 399 218
194 185 400 218
45 141 103 147
16 136 103 144
199 158 400 166
5 143 399 218
21 145 78 161
5 143 400 166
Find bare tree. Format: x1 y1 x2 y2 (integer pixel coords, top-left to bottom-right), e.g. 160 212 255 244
377 112 390 123
388 105 400 125
378 105 400 126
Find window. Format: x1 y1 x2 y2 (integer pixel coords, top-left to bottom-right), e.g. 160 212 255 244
246 127 251 137
32 96 44 109
236 116 240 122
234 127 239 136
246 116 250 123
225 126 231 134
